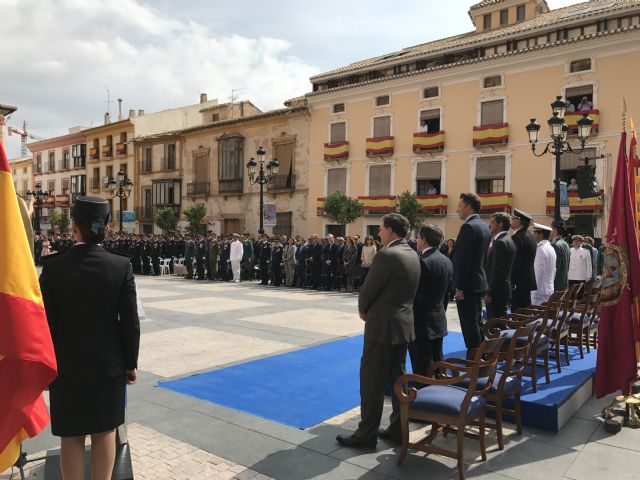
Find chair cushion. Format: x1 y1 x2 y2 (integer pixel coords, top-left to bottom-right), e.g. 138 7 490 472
503 329 532 347
455 371 521 397
410 385 486 417
569 312 591 325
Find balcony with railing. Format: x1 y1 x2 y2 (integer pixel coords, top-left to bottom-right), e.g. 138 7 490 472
358 195 396 214
473 123 509 147
136 205 154 220
89 147 100 161
267 174 295 192
478 192 513 214
102 144 112 157
116 142 127 156
366 136 394 157
413 131 445 153
161 157 176 171
565 110 600 135
55 194 70 207
187 181 210 196
89 177 100 190
141 159 153 174
218 178 243 194
546 190 604 215
324 141 349 161
416 194 448 215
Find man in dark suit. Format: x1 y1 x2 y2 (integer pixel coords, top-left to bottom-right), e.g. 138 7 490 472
336 213 420 449
484 212 517 320
550 221 570 292
452 192 491 352
323 234 338 290
40 196 139 480
410 224 453 377
510 209 537 311
309 234 324 289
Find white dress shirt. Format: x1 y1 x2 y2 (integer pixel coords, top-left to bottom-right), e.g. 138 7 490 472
230 239 244 261
531 239 557 305
568 246 593 281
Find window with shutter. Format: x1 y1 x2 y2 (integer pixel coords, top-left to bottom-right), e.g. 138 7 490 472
330 122 346 143
369 164 391 196
375 95 390 106
475 156 505 193
480 100 504 125
416 161 441 179
569 58 591 73
218 136 243 181
333 103 345 113
483 75 502 88
419 109 441 132
373 116 391 138
423 86 439 98
275 142 294 180
327 168 347 195
560 148 597 171
194 153 209 183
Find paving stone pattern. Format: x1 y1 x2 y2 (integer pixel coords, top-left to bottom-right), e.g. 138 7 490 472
2 275 639 480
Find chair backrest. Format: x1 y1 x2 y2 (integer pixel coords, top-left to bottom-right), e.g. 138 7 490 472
499 324 536 387
558 283 583 326
539 290 566 334
585 278 603 320
462 336 506 410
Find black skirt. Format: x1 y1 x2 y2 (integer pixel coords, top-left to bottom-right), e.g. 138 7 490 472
49 376 125 437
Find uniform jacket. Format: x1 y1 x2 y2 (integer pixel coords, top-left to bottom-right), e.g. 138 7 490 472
40 244 140 385
452 214 491 295
551 237 571 291
230 240 244 261
358 239 421 345
568 247 593 281
242 240 254 263
511 227 538 292
184 240 196 259
413 248 453 340
532 240 557 305
485 232 517 301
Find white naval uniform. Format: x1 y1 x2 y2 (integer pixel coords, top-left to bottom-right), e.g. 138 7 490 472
531 239 557 305
568 246 593 281
230 239 244 282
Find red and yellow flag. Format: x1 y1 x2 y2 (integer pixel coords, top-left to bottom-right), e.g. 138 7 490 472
595 132 640 397
0 141 57 472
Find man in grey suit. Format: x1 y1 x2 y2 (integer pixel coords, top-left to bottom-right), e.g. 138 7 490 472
336 213 421 449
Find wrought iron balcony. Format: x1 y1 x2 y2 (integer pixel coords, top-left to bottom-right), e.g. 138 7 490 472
187 182 210 196
267 174 295 192
219 179 243 194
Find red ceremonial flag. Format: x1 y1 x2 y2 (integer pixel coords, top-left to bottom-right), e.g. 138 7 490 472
0 142 58 472
595 131 640 398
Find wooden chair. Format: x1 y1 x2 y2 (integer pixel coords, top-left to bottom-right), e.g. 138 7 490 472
569 279 602 356
394 336 506 480
457 324 536 450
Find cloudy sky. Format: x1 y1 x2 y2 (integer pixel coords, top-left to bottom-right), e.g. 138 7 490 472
1 0 585 158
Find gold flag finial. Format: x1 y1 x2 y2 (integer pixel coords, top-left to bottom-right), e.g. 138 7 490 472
631 116 637 138
622 98 627 132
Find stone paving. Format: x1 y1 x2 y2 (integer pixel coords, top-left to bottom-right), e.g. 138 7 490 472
2 274 639 480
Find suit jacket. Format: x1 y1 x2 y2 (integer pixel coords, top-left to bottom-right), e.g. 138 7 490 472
551 237 571 291
40 244 140 385
511 228 537 291
358 239 421 345
452 214 491 295
485 232 517 301
413 248 453 340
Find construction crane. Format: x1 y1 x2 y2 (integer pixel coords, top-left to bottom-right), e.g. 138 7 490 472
8 121 45 157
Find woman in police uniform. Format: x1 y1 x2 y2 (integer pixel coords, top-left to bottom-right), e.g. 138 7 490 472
40 196 140 480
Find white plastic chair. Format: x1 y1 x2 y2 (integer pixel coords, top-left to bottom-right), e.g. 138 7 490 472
159 258 171 276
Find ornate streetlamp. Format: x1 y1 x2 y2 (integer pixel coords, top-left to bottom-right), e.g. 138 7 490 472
246 146 279 235
26 183 50 234
108 170 134 232
525 95 593 225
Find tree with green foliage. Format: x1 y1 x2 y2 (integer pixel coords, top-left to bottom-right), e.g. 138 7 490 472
49 209 70 233
323 191 363 227
397 190 424 231
155 207 178 233
182 202 207 235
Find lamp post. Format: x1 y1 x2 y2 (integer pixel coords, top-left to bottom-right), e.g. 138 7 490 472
26 183 50 234
246 147 279 235
525 96 593 226
108 170 134 233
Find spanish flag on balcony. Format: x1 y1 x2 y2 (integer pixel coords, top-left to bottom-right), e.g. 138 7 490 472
324 142 349 161
472 123 509 146
413 132 445 152
0 142 57 472
366 136 394 156
565 110 600 133
358 195 396 213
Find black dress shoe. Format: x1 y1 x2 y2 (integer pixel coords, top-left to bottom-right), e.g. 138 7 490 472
336 434 377 449
377 428 402 444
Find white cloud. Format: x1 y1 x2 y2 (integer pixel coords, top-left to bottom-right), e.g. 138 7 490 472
0 0 319 157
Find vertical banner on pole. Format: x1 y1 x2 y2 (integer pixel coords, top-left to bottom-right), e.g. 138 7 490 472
559 181 571 221
263 202 276 228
